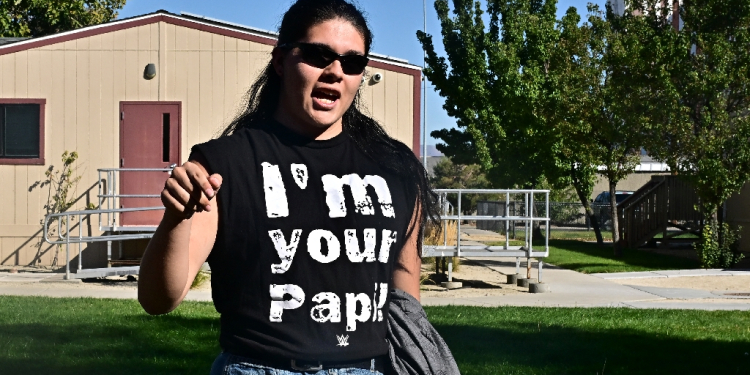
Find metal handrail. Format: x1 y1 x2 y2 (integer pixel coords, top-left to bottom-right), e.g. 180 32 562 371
424 188 550 282
39 167 174 280
44 207 165 244
434 188 551 194
619 178 666 211
97 167 173 230
43 206 165 280
438 215 550 221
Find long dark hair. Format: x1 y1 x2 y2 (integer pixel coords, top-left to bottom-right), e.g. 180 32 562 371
222 0 440 251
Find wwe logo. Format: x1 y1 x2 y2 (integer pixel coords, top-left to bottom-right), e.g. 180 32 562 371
336 334 350 347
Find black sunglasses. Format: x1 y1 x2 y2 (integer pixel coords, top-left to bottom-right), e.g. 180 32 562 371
279 42 369 75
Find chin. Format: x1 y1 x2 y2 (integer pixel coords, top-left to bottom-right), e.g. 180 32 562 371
308 113 343 128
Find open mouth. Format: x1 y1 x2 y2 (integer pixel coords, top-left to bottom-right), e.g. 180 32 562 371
312 88 340 106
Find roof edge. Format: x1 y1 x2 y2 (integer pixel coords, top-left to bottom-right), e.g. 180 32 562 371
179 12 278 39
0 12 165 54
0 10 422 71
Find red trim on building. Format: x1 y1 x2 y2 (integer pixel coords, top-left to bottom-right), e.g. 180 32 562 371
412 71 422 158
0 16 159 56
367 60 422 157
0 99 46 165
165 17 277 46
0 13 278 57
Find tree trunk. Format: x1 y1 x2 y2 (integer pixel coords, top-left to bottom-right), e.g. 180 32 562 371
569 163 603 245
609 180 622 257
532 202 544 241
573 182 604 245
715 204 724 248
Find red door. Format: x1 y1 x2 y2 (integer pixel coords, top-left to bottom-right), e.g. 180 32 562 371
119 102 181 226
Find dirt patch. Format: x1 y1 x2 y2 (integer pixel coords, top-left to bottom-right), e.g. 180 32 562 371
460 233 507 242
612 275 750 292
420 259 527 298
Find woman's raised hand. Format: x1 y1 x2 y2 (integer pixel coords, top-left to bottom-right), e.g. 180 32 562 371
161 161 222 218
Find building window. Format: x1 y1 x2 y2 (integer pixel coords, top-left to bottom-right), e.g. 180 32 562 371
0 99 45 165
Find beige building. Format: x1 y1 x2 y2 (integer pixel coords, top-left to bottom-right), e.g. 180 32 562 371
592 155 749 252
0 11 422 270
591 157 671 199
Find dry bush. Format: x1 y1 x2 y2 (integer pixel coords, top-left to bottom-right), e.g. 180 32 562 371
424 220 458 246
191 270 210 289
422 220 460 273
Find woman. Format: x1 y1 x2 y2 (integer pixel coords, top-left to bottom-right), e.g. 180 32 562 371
138 0 439 374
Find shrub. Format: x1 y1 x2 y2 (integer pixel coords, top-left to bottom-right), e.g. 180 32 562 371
695 222 743 269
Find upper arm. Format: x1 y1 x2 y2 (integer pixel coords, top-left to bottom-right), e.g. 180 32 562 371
393 201 422 301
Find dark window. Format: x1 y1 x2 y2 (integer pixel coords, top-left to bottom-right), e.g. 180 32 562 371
0 104 41 158
0 100 44 165
162 113 170 162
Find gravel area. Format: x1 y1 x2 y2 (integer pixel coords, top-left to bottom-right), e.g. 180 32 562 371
612 275 750 292
420 259 527 298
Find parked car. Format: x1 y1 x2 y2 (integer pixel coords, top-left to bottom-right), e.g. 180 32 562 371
592 191 634 228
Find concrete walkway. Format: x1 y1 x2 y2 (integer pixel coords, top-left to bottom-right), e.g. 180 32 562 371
2 226 748 310
0 272 213 302
1 265 749 310
421 259 750 310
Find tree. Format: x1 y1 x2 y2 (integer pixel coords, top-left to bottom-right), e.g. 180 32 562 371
1 0 126 38
419 0 611 245
418 0 561 190
430 158 492 214
638 0 750 258
548 4 650 255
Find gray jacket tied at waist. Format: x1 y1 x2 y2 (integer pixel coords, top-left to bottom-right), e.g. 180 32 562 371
387 289 461 375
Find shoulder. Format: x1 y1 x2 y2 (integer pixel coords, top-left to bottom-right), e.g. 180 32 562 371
392 140 418 162
190 127 261 175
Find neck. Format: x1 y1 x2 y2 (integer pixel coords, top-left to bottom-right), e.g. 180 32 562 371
273 110 343 141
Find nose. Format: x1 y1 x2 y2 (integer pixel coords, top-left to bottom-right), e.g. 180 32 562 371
320 60 345 82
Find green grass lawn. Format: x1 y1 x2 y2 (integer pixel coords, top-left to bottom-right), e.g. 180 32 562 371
487 239 699 273
549 229 611 241
502 229 612 242
0 296 221 375
427 305 750 374
1 296 749 374
653 232 700 239
505 229 697 242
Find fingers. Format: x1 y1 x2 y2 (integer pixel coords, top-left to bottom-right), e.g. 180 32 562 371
161 162 223 218
181 165 214 209
208 173 223 192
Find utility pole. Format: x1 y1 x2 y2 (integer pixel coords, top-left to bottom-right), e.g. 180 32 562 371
422 0 428 169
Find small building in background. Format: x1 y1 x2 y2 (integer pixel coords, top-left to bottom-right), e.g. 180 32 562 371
591 154 671 199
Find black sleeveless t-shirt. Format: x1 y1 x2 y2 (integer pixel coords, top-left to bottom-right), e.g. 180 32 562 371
190 121 414 362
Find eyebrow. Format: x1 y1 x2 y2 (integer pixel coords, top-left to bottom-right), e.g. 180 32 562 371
309 42 365 56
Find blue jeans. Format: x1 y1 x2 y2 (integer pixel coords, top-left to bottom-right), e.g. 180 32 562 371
210 352 385 375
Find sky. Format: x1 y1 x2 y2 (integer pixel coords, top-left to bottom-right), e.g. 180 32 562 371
118 0 606 151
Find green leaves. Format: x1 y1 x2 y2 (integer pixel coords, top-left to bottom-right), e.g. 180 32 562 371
1 0 126 37
430 158 493 213
641 0 750 217
695 222 744 268
418 0 561 189
422 0 750 249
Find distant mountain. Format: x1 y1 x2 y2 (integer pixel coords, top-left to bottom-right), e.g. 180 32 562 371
426 145 443 157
